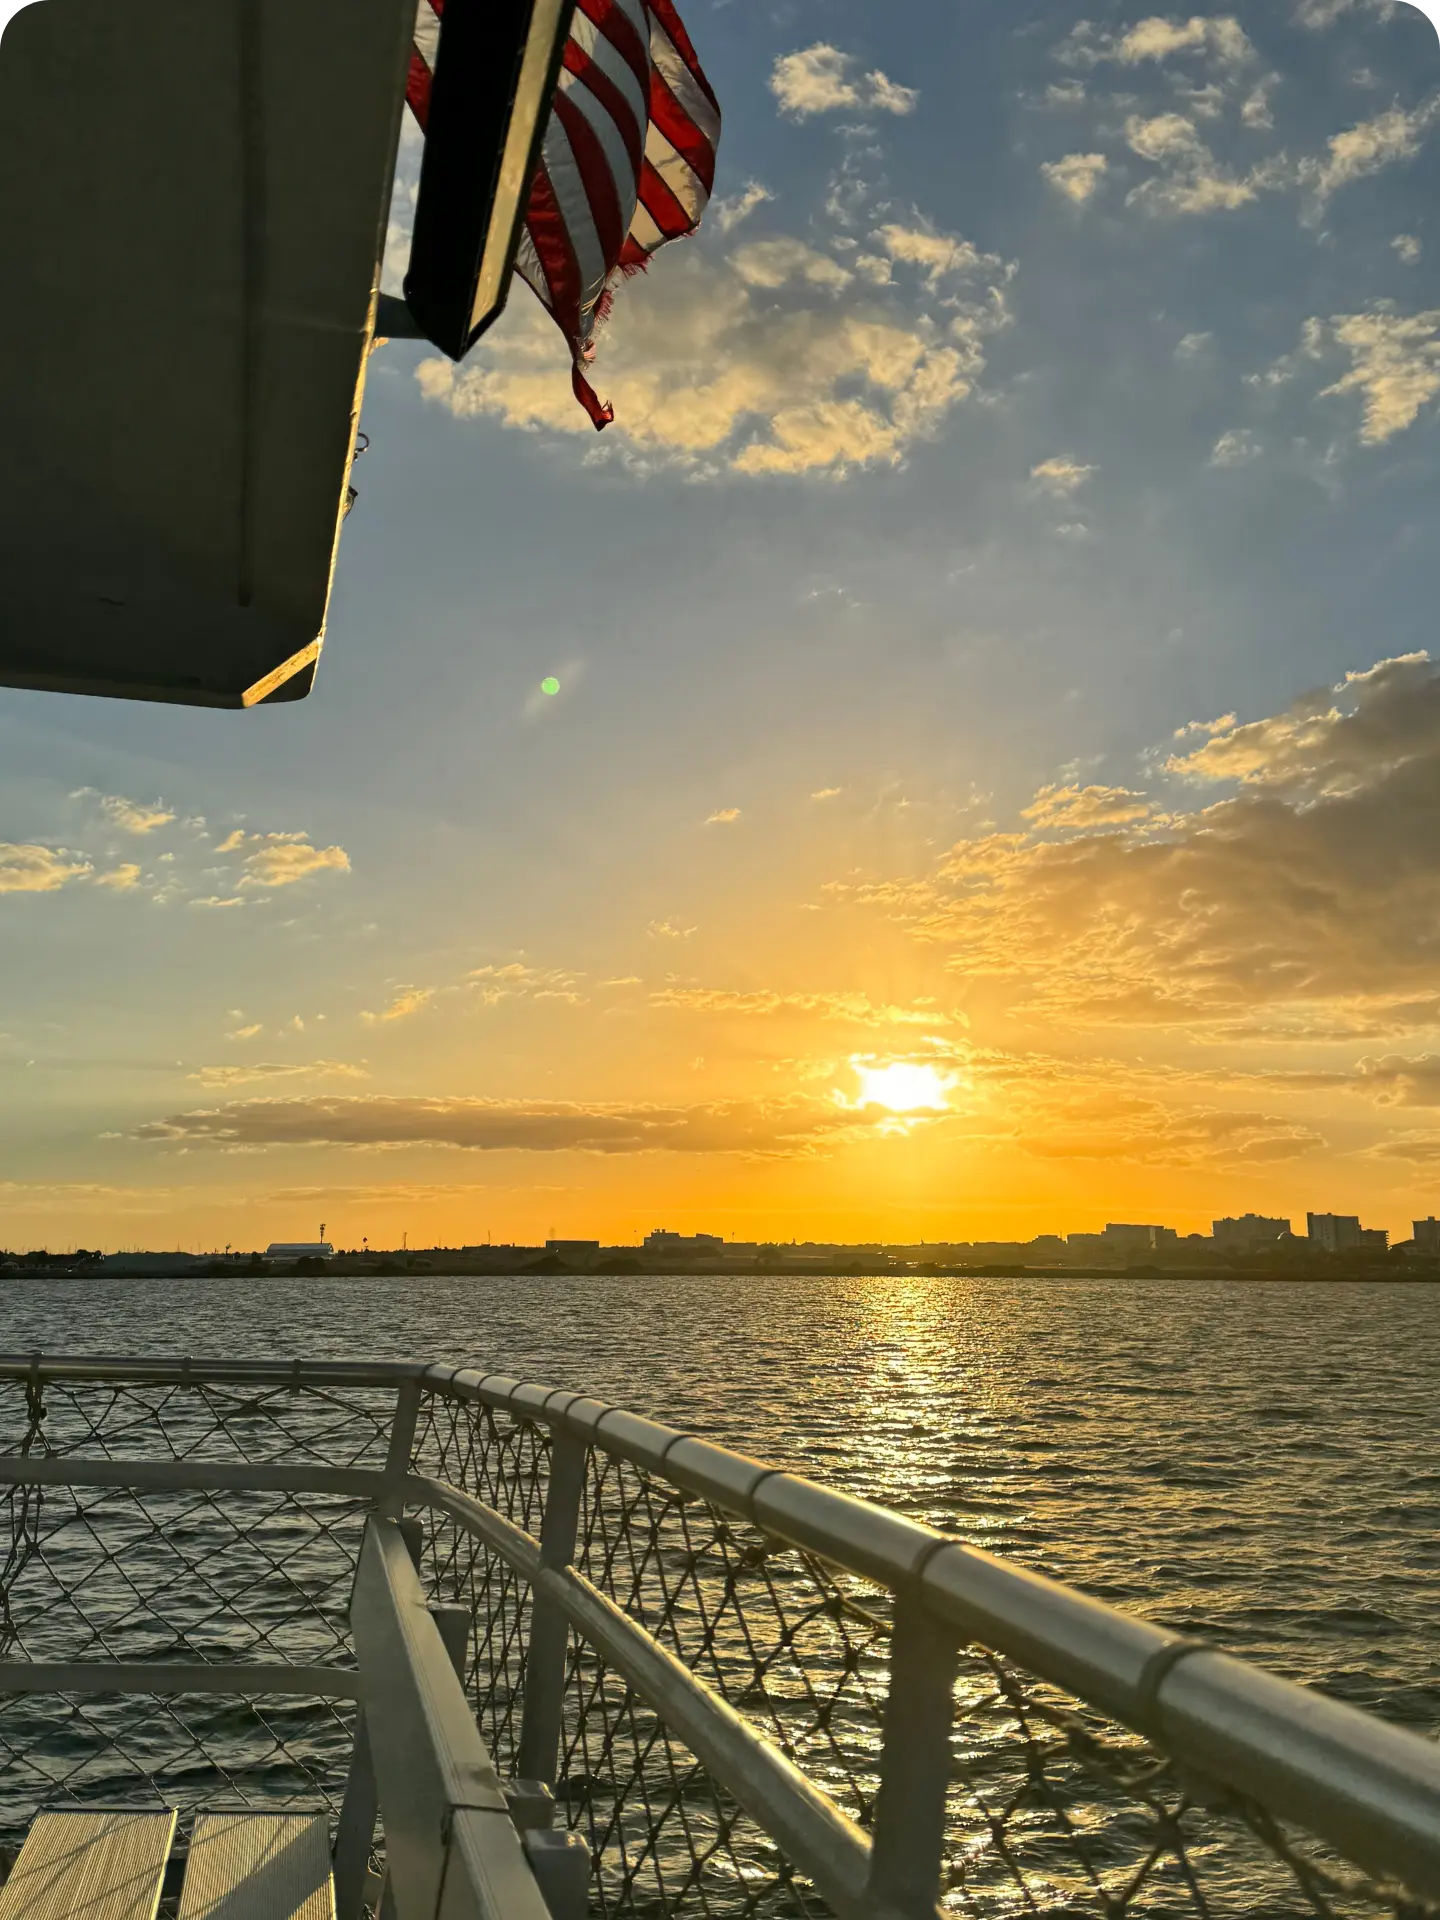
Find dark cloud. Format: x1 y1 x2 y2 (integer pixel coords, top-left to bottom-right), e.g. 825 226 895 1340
837 654 1440 1030
1355 1053 1440 1106
135 1094 874 1158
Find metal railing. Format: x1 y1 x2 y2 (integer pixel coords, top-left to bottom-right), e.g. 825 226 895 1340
0 1354 1437 1920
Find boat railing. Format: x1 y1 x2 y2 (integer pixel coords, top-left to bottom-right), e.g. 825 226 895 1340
0 1354 1436 1920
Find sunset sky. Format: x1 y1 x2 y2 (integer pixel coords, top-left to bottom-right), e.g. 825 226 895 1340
4 0 1440 1251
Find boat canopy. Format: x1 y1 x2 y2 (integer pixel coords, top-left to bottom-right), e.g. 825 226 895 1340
0 0 567 708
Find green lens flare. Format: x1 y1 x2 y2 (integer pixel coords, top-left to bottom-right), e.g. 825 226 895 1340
541 676 560 696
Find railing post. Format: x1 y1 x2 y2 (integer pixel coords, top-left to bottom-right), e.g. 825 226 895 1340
333 1376 424 1918
377 1377 423 1520
332 1707 379 1920
516 1425 586 1786
865 1590 959 1920
430 1603 470 1682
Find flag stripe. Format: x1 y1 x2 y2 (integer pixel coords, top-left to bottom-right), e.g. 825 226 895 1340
646 63 715 194
523 162 585 335
634 153 693 246
574 0 650 93
642 121 705 227
568 10 648 138
648 16 719 153
626 200 666 254
560 39 644 182
550 90 627 287
405 50 432 128
647 0 718 115
535 112 610 316
412 0 441 73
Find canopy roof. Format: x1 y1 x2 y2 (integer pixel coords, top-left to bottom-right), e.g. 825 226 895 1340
0 0 567 707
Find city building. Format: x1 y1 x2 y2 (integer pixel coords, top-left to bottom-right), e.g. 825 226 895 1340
1213 1214 1291 1252
644 1230 724 1253
544 1239 601 1269
1306 1215 1386 1255
1307 1213 1360 1253
1068 1223 1178 1255
1414 1217 1440 1255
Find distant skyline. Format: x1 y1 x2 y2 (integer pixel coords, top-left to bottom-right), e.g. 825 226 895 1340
4 0 1440 1249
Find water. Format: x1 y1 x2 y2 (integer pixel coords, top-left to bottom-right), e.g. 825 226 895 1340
3 1270 1437 1735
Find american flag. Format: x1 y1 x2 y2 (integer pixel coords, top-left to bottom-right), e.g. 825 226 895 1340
406 0 720 427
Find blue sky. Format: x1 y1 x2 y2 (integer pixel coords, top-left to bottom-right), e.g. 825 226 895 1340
4 0 1440 1251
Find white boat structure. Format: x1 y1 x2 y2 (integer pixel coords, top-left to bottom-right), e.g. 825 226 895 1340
0 1354 1435 1920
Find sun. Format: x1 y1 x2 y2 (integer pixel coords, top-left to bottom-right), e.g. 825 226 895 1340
852 1060 954 1113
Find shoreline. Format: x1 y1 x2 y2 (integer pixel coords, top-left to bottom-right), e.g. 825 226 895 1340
3 1262 1438 1285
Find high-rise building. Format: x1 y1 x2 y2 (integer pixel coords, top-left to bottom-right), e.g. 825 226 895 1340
1414 1217 1440 1255
1306 1214 1385 1254
1213 1214 1290 1251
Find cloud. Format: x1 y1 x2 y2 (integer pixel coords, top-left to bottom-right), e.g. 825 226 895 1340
1167 653 1439 796
191 1060 369 1089
731 238 852 292
649 986 955 1027
1030 456 1097 496
223 831 352 889
1041 152 1109 203
769 45 917 118
1300 100 1439 204
73 790 175 835
1209 427 1262 465
1252 307 1440 445
1022 1097 1323 1166
1116 15 1256 67
0 1181 177 1212
713 182 773 234
1124 112 1275 214
361 987 434 1025
468 963 586 1006
1368 1131 1440 1164
831 653 1440 1029
1393 234 1423 264
1240 79 1278 131
1297 0 1397 26
0 844 92 895
648 920 696 940
93 864 143 891
872 225 1006 289
418 243 1007 479
1354 1053 1440 1106
135 1093 879 1159
812 787 843 801
1021 784 1152 830
1057 15 1256 70
705 808 742 826
190 896 246 911
227 1023 263 1041
1321 307 1440 444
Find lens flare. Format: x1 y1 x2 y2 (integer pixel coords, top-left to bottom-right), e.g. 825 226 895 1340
541 676 560 696
853 1061 953 1113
